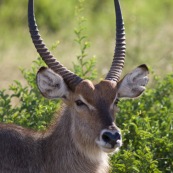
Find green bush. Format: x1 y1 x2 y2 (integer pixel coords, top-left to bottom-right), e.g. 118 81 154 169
111 74 173 173
1 54 173 172
0 58 59 130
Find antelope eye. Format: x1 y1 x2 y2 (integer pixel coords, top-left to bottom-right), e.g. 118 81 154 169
75 100 85 106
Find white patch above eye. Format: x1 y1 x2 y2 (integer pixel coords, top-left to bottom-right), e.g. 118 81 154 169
110 94 119 110
77 95 96 110
37 67 69 99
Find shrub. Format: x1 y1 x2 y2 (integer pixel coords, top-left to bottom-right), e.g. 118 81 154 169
0 58 59 130
111 74 173 173
1 56 172 172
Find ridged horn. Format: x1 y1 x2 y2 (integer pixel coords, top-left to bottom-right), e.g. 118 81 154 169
28 0 83 91
105 0 126 82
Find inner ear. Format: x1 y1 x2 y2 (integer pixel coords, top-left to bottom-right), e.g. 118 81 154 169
117 64 149 98
36 67 69 99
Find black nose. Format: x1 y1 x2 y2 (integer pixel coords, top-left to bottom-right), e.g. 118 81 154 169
102 131 121 148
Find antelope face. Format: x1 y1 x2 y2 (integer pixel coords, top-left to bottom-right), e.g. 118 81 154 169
74 80 121 153
36 65 149 153
28 0 149 154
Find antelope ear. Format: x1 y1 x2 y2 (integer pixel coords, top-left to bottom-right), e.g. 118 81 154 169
117 64 149 98
36 67 69 99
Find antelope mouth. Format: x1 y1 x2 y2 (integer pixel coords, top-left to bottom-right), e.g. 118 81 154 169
96 138 122 153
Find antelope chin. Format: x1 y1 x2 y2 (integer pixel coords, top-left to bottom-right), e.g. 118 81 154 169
96 139 122 154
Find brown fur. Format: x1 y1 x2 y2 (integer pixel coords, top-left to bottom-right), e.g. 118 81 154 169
0 107 109 173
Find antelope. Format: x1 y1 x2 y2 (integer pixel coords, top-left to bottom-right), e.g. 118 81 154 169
0 0 149 172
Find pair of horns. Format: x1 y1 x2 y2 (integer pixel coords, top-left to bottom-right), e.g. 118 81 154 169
28 0 126 90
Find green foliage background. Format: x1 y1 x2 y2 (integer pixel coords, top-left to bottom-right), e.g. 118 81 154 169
0 0 173 82
111 74 173 172
0 0 173 172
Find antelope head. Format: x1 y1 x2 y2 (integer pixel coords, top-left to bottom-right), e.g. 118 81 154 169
28 0 149 154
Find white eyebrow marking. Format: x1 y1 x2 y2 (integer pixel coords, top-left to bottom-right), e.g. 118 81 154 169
110 94 118 110
79 95 96 110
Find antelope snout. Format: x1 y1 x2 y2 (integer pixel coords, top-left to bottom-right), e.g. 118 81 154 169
102 131 121 148
96 128 122 153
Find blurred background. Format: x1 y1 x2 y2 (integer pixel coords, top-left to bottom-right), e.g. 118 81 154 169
0 0 173 89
